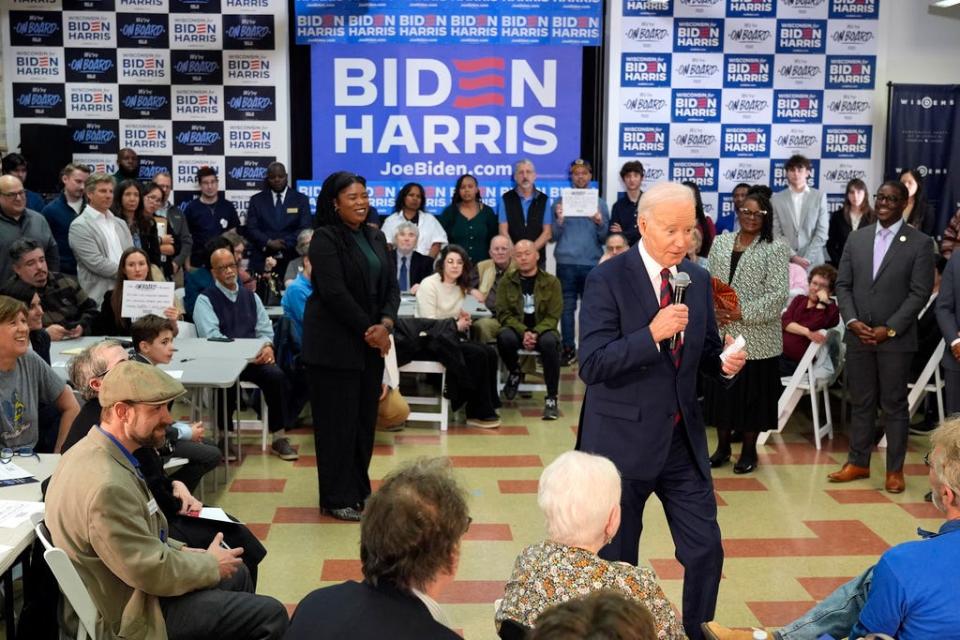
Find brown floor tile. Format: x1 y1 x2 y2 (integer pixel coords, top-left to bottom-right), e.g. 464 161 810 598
649 558 685 580
321 559 362 581
723 520 889 557
897 502 942 519
394 434 442 445
436 580 507 604
447 426 530 436
498 480 538 494
463 523 512 541
449 455 542 468
714 478 767 492
825 489 891 504
796 576 854 599
230 479 287 493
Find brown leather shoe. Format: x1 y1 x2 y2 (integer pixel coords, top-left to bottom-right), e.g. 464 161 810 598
701 622 762 640
827 463 870 482
885 471 905 493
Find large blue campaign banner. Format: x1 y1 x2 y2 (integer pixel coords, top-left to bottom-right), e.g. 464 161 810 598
885 84 960 237
604 0 879 233
294 0 602 46
309 44 583 202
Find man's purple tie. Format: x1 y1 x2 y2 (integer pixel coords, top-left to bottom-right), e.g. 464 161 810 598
873 228 891 279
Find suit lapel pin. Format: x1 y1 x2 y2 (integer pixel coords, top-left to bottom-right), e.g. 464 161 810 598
899 236 906 242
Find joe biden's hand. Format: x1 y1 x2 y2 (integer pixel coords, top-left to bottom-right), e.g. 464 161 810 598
720 334 747 377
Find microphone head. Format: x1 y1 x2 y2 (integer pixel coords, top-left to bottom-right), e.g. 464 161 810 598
673 272 691 290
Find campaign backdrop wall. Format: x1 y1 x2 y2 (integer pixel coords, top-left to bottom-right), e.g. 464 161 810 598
884 84 960 237
603 0 879 232
304 44 584 211
294 0 602 47
1 0 290 224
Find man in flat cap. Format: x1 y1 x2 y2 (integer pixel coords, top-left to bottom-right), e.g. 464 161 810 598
45 361 288 640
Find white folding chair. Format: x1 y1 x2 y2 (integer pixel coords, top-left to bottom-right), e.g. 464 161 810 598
236 382 270 451
176 320 198 339
757 330 835 450
398 360 449 430
33 515 101 640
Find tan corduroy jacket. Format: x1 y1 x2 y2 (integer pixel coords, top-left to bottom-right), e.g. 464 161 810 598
45 427 220 640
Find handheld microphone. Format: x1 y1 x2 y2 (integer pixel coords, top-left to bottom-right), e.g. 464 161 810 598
669 272 691 350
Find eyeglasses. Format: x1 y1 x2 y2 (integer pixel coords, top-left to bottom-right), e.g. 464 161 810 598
924 451 932 467
737 208 768 218
875 193 902 204
0 190 26 199
0 447 39 464
213 263 238 272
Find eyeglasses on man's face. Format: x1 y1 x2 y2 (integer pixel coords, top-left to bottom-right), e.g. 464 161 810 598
875 193 902 204
0 190 26 199
213 262 238 273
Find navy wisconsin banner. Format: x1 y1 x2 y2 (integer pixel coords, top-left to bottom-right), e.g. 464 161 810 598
885 83 960 237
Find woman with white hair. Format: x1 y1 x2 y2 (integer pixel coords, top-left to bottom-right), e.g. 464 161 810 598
495 451 685 639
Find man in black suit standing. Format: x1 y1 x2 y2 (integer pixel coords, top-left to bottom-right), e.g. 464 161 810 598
390 221 434 293
831 180 934 493
577 181 746 639
243 162 312 277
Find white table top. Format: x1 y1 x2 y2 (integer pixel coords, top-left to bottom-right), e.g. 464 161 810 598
0 454 60 575
50 337 267 388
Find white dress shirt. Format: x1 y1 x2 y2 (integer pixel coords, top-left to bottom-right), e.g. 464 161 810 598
637 237 678 301
790 186 808 229
85 206 125 266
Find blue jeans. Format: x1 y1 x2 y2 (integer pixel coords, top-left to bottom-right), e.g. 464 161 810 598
557 263 593 350
776 566 873 640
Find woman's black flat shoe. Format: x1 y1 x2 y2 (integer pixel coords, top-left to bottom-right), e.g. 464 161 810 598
733 456 757 474
322 507 362 522
708 450 731 468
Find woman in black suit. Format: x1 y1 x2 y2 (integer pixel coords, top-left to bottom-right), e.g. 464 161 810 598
302 172 400 521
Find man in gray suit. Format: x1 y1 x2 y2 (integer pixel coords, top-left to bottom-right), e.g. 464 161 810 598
831 180 934 493
771 154 829 271
68 172 134 305
937 250 960 415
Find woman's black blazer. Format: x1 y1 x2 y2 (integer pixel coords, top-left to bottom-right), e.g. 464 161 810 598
301 223 400 370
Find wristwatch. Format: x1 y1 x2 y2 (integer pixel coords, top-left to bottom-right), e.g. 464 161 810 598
886 328 897 338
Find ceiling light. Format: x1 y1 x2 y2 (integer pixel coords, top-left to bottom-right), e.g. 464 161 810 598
933 0 960 7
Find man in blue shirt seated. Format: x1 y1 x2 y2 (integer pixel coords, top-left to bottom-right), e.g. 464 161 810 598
704 417 960 640
182 167 240 269
193 246 297 461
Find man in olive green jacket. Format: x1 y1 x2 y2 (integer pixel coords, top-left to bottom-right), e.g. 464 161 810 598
495 239 563 419
45 361 288 640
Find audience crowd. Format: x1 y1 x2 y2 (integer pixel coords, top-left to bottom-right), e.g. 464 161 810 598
2 145 958 640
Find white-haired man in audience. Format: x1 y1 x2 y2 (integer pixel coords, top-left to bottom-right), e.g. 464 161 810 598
471 234 515 344
705 417 960 640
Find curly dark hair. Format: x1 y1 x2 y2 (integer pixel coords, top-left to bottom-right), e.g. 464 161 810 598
315 171 368 227
434 244 473 293
360 457 470 592
529 591 656 640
